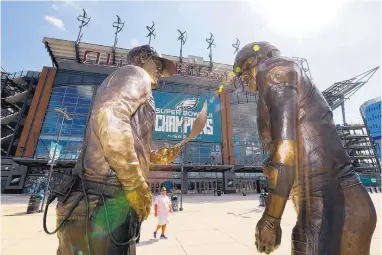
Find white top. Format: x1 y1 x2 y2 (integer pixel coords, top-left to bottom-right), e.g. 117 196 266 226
154 194 171 217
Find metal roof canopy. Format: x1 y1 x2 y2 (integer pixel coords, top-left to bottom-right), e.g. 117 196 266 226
43 37 238 90
136 164 233 172
42 37 232 74
233 165 264 173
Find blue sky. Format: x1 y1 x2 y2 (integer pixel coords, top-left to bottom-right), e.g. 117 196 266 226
1 0 381 124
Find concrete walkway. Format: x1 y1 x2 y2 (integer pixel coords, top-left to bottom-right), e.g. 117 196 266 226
1 193 381 255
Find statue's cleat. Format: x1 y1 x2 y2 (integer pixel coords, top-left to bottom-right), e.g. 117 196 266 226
153 232 157 239
160 234 168 239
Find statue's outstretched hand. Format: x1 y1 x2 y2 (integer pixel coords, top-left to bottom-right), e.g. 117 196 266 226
151 146 181 164
255 214 282 254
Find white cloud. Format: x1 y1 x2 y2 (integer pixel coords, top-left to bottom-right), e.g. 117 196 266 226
63 1 82 11
52 1 82 12
131 39 138 47
44 16 66 31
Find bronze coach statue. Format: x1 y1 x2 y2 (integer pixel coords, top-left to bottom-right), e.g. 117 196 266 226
44 45 180 255
233 42 377 255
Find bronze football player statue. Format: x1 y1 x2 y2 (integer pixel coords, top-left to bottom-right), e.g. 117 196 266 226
233 42 377 255
49 45 180 255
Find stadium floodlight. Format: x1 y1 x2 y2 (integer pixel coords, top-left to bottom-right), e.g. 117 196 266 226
146 21 156 46
177 29 187 62
112 15 125 48
206 33 216 70
232 38 240 54
76 8 91 43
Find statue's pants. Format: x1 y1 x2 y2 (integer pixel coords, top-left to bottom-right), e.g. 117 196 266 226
291 178 377 255
56 191 139 255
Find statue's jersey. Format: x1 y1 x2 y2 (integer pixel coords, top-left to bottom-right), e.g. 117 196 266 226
130 94 156 179
256 56 357 194
81 65 155 187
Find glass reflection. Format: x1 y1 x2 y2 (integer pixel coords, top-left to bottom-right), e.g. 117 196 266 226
35 84 95 160
231 103 264 166
187 143 222 165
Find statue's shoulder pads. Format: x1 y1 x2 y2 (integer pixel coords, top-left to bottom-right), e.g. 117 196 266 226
259 57 300 87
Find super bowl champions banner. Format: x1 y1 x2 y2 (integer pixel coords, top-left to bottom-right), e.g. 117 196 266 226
152 91 222 142
360 97 381 161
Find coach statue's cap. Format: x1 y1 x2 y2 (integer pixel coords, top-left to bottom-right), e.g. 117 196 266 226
127 45 176 78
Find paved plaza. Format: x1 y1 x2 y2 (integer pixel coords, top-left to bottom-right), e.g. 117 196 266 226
1 193 381 255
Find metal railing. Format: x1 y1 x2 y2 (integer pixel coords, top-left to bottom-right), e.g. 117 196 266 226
1 70 40 80
1 125 14 138
1 101 21 118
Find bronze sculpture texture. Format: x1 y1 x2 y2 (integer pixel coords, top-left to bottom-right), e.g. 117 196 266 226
233 42 377 255
55 45 179 255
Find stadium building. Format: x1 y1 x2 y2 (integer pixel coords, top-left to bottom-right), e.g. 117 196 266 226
1 36 380 194
1 37 267 195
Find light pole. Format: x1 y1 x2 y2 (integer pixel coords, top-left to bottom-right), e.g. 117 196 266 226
39 107 72 212
179 118 186 211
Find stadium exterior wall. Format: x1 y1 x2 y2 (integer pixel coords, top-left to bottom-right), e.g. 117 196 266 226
4 65 266 194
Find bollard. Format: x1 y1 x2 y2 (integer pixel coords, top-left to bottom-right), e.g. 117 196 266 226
171 195 179 212
27 195 42 214
259 193 265 207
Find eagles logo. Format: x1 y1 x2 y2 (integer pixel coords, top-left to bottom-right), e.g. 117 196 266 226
175 98 199 110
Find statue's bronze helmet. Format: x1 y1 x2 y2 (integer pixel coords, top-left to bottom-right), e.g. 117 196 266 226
233 42 280 74
126 45 176 78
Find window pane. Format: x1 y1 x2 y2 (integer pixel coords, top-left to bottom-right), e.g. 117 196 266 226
60 129 71 135
53 87 67 93
72 116 87 126
35 140 50 159
50 95 64 103
71 124 85 129
70 129 85 136
63 96 78 104
76 107 90 114
37 82 94 159
65 87 79 95
77 98 92 105
54 75 69 85
43 116 59 124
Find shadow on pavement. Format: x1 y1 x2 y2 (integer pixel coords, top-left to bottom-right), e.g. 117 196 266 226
3 212 29 217
137 239 159 247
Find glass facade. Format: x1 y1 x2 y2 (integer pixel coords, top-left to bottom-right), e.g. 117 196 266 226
34 70 108 160
186 142 222 165
146 171 224 194
21 71 270 195
157 80 217 98
230 101 265 166
156 81 222 165
32 71 267 168
34 74 223 165
35 85 95 160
